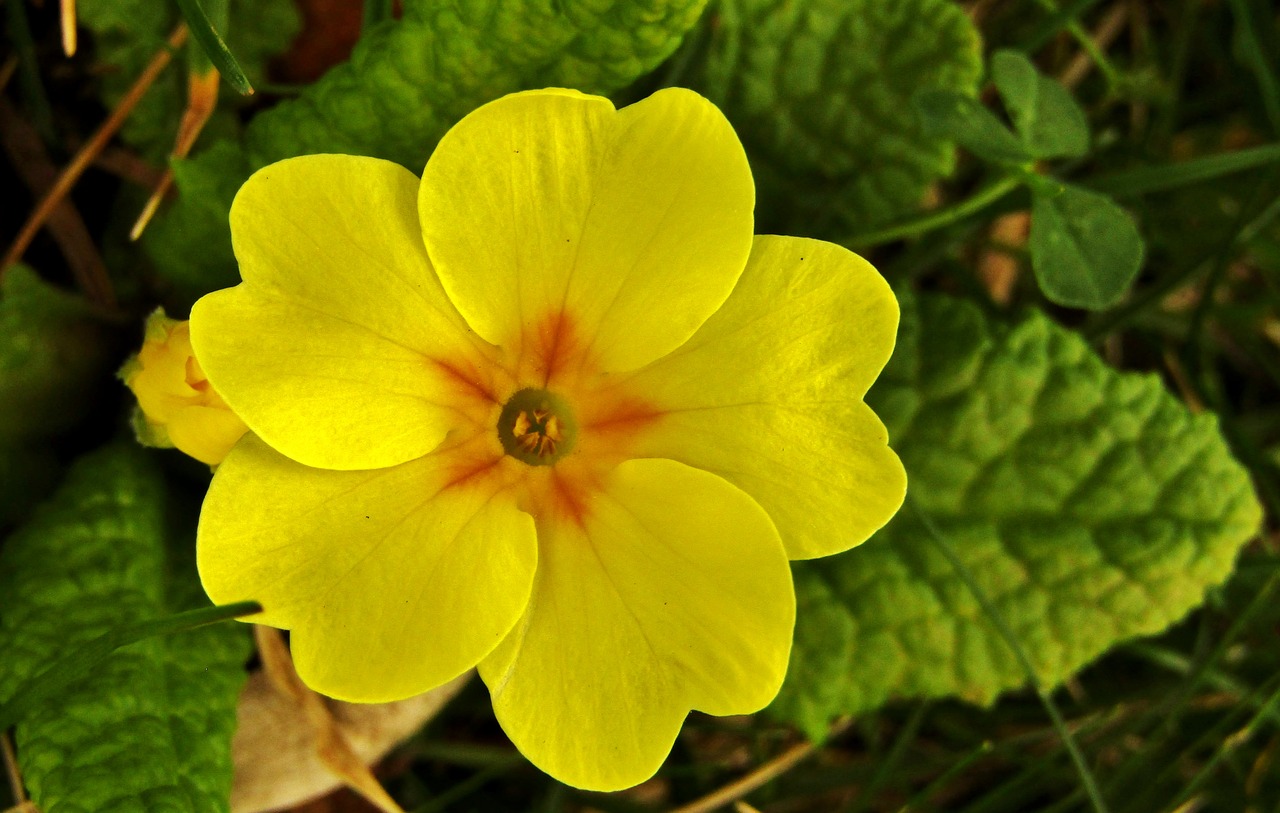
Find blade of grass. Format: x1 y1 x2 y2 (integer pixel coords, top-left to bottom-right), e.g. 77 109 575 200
3 0 55 146
1226 0 1280 134
1125 670 1280 812
1129 642 1280 728
171 0 253 95
911 499 1111 813
410 742 522 769
1102 570 1279 805
1154 572 1279 736
1087 143 1280 197
898 741 994 813
0 600 260 733
846 703 932 813
1172 677 1280 809
411 761 522 813
1152 0 1201 146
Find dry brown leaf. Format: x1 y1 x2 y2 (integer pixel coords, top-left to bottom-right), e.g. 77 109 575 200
231 627 470 813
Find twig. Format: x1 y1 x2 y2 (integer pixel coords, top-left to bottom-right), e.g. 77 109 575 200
1 732 26 807
1033 0 1123 92
1060 3 1129 90
94 146 165 189
0 95 111 306
670 719 852 813
131 68 220 240
1 24 188 293
0 57 17 93
1162 350 1205 414
60 0 77 56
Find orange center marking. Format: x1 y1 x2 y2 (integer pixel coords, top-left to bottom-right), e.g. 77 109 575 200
430 308 669 528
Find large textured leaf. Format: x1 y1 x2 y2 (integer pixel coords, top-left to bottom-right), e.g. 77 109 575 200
0 267 120 526
144 0 711 305
772 291 1262 739
0 445 251 812
696 0 982 235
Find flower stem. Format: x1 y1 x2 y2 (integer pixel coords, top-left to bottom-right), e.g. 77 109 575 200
846 175 1023 249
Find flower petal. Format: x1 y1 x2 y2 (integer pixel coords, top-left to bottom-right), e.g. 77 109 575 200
626 236 907 560
163 405 248 466
478 459 793 791
191 154 488 470
198 434 538 703
418 88 754 373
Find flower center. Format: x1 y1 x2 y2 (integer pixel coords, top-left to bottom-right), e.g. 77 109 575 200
497 388 578 466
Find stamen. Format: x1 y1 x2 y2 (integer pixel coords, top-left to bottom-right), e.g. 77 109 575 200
497 388 577 466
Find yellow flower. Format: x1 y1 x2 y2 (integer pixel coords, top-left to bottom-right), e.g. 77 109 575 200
120 310 248 466
191 88 906 790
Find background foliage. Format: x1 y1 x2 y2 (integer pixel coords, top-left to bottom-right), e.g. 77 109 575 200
2 0 1278 811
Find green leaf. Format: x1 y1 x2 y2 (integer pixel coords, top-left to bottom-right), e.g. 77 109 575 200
1030 181 1146 309
0 266 121 526
0 445 251 812
696 0 983 234
145 141 252 300
914 89 1033 165
246 0 707 165
0 266 120 443
172 0 253 94
0 444 59 528
0 601 261 734
990 49 1090 159
771 291 1262 740
78 0 299 158
145 0 711 306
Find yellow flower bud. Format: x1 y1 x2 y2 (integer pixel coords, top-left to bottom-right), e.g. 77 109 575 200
120 309 248 466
